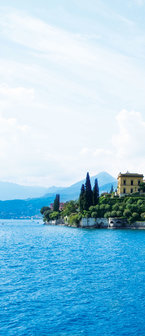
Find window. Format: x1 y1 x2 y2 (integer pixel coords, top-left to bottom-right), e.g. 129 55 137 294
130 188 133 193
131 180 133 185
123 188 126 194
138 180 141 185
123 180 126 185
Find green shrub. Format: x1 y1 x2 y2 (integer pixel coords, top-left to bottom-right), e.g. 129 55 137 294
123 209 131 218
128 212 140 224
105 204 111 211
69 214 81 226
126 204 139 213
140 205 145 213
104 211 111 218
40 206 50 215
141 213 145 220
99 204 106 210
116 211 122 217
43 209 51 221
137 199 144 206
110 211 117 217
132 212 140 221
89 206 96 212
49 211 60 220
62 201 78 216
126 198 134 205
91 212 98 218
112 203 120 211
82 211 90 218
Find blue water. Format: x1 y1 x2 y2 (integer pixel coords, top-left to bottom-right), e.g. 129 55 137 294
1 221 145 336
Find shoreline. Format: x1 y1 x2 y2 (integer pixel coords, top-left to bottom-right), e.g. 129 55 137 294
44 218 145 230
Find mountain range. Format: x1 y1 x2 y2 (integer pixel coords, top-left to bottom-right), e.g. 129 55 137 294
0 172 117 218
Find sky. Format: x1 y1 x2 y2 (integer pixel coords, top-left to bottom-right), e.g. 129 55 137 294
0 0 145 187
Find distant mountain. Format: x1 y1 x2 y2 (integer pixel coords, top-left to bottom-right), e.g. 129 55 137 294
0 172 116 201
0 182 49 201
44 171 117 199
0 172 117 218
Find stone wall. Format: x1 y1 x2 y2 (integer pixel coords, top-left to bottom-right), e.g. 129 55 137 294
45 219 65 225
80 218 108 228
45 217 145 229
130 221 145 229
108 217 127 229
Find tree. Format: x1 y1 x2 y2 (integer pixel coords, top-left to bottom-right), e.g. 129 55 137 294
116 211 122 217
141 213 145 220
62 201 78 216
40 206 50 215
93 178 99 206
49 211 60 220
104 211 111 218
91 212 98 218
110 185 114 194
132 212 139 221
123 209 131 218
139 182 145 193
110 210 117 217
69 214 82 226
112 203 120 211
43 209 51 222
53 194 60 212
84 172 93 210
79 184 85 212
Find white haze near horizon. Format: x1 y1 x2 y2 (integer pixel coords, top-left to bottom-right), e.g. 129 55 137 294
0 0 145 187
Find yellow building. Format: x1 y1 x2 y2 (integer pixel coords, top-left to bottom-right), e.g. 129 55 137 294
117 172 143 196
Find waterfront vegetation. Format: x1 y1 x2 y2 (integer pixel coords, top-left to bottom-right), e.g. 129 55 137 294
40 173 145 226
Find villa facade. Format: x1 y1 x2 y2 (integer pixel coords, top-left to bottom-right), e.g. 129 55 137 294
117 172 143 196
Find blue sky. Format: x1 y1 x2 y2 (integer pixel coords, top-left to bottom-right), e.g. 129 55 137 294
0 0 145 186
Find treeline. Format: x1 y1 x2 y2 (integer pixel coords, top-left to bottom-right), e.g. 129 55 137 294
40 193 61 221
40 172 145 226
79 172 99 211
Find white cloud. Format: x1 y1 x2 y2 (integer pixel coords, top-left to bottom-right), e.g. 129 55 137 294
132 0 145 5
0 84 35 113
0 10 96 66
0 85 34 100
113 109 145 159
111 110 145 176
76 110 145 180
0 7 145 186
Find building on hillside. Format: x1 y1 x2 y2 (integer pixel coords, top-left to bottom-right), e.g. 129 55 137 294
50 202 65 211
117 172 144 196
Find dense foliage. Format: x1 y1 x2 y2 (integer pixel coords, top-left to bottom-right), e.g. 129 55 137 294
40 174 145 226
86 194 145 224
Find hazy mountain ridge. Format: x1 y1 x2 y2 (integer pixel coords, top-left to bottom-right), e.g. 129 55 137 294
0 172 116 201
44 172 117 198
0 172 117 218
0 182 48 201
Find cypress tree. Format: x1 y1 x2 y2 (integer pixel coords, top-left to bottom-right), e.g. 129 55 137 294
93 178 99 205
53 194 60 211
84 172 93 210
110 185 114 194
79 184 85 212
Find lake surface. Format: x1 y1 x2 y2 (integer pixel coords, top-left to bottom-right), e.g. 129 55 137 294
1 220 145 335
